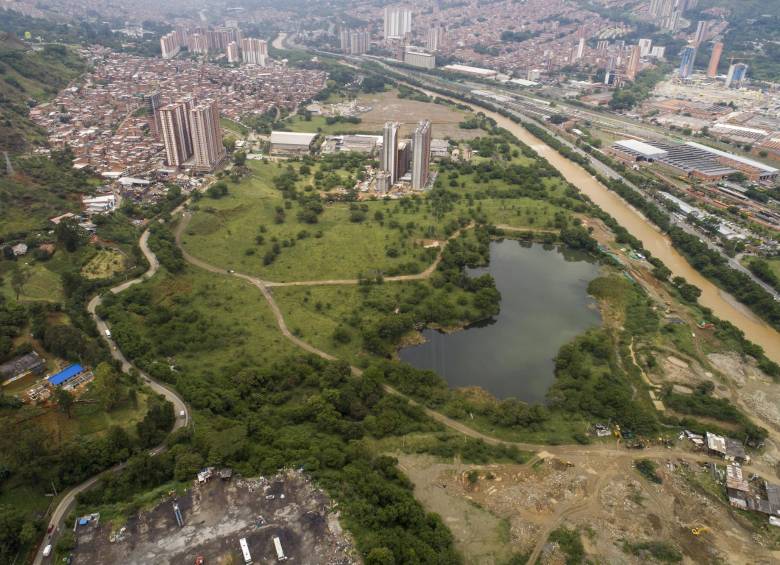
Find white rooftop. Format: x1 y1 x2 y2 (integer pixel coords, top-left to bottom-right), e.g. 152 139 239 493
686 141 778 174
443 64 497 76
615 139 668 157
270 131 317 146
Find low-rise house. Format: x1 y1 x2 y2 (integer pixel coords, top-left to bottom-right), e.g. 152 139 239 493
0 351 45 384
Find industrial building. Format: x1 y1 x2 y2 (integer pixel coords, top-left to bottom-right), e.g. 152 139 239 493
270 131 318 156
404 49 435 69
608 138 767 182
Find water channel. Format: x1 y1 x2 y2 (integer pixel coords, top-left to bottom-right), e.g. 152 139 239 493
399 241 601 402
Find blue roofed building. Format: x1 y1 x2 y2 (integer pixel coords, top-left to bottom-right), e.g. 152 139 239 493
47 364 93 389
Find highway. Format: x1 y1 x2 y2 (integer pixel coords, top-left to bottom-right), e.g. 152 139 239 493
33 227 189 565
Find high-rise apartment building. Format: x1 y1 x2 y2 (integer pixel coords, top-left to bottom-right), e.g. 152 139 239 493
638 38 653 57
412 120 432 190
227 41 240 63
694 20 708 46
381 122 400 184
384 7 412 40
143 91 162 138
159 101 194 167
350 31 370 54
707 41 723 78
189 100 226 171
678 45 696 79
160 32 182 59
574 37 585 61
241 38 268 66
725 63 748 89
626 45 641 81
427 24 446 51
188 33 208 54
339 29 350 53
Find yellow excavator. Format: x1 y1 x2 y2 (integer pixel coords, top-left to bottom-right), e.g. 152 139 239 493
691 526 710 536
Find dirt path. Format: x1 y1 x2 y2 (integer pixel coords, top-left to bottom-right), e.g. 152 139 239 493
173 208 778 476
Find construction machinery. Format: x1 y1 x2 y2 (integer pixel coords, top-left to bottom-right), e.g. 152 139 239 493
691 526 710 536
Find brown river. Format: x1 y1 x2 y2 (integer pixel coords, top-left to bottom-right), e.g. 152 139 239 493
412 81 780 361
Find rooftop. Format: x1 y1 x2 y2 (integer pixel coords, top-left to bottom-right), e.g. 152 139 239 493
48 364 84 386
270 131 318 146
614 139 668 158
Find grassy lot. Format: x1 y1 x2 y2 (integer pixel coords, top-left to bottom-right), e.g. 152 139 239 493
101 266 299 379
181 158 574 282
81 249 126 280
220 117 249 137
284 114 372 135
0 261 64 302
181 161 449 281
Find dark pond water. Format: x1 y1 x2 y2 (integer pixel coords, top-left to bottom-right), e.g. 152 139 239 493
399 240 601 403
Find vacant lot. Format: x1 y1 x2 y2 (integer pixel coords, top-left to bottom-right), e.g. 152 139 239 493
357 90 482 140
81 249 126 279
398 451 779 564
71 469 357 564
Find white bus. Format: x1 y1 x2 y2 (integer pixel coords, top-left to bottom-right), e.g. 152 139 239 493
239 537 252 564
273 535 287 561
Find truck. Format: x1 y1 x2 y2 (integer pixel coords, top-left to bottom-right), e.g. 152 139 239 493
273 535 287 561
239 537 252 564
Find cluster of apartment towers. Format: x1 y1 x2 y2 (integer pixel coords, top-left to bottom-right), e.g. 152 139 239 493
145 93 226 172
379 119 432 191
160 25 269 66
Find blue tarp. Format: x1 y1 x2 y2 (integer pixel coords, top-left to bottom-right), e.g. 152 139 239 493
48 364 84 386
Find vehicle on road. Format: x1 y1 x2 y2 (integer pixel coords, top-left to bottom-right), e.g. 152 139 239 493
105 329 112 338
43 544 52 557
239 537 252 564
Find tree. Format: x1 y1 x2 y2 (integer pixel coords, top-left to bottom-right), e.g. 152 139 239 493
10 268 28 301
206 181 229 199
233 150 246 166
92 362 123 411
54 387 74 418
55 218 86 252
223 137 236 153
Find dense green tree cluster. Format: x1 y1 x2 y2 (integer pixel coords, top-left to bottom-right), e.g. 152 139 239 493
147 223 185 273
747 258 780 293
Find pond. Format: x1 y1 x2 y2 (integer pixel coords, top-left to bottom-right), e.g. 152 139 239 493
398 240 602 403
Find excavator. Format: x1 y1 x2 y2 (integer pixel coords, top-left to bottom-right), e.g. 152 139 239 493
691 526 710 536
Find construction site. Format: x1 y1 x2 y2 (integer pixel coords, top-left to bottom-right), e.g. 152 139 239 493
69 469 357 564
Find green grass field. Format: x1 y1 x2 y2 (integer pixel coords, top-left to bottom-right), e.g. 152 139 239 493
220 117 249 137
182 162 445 281
181 159 573 282
103 266 299 378
0 261 64 302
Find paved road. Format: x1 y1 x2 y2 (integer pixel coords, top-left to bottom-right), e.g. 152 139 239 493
33 227 189 565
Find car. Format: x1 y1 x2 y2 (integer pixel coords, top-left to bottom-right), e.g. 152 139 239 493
105 329 112 338
228 269 235 274
43 544 52 557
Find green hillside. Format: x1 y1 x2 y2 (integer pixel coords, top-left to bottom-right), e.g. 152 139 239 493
0 37 85 152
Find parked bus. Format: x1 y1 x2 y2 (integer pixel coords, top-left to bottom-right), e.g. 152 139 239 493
239 537 252 564
272 535 287 561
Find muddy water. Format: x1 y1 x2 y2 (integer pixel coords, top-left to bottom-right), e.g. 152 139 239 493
416 85 780 361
